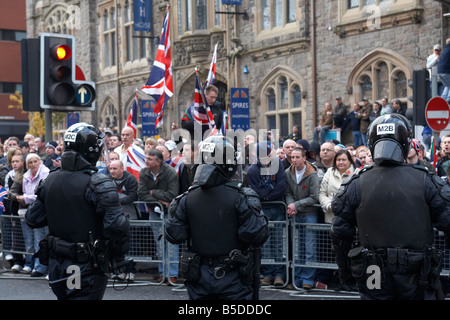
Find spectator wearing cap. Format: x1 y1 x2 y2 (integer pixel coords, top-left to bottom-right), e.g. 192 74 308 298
246 141 287 287
43 141 59 170
332 97 348 130
427 44 444 97
355 98 372 147
341 103 363 148
103 128 114 151
407 139 435 173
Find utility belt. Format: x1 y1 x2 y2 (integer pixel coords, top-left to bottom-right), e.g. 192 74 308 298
179 249 254 284
38 234 109 269
348 246 443 289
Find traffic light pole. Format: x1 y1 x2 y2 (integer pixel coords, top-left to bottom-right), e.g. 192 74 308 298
45 109 53 143
431 67 440 151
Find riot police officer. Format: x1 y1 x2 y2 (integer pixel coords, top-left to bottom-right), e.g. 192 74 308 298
165 135 269 300
331 114 450 300
25 123 130 300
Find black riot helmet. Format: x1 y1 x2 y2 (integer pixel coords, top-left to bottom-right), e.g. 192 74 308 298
198 135 238 178
63 122 106 165
368 114 412 165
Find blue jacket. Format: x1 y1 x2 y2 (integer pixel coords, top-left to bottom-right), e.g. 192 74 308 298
342 111 361 131
438 44 450 74
246 158 286 202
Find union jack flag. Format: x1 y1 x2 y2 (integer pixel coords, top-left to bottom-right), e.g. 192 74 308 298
141 5 172 129
126 144 146 181
0 185 7 214
193 68 217 135
126 91 138 139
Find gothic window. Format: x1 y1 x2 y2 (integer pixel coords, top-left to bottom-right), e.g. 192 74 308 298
44 5 71 34
262 73 303 140
349 51 410 105
101 100 118 130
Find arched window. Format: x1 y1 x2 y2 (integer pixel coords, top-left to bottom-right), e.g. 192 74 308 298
100 100 118 130
261 71 304 140
44 5 72 35
348 50 411 105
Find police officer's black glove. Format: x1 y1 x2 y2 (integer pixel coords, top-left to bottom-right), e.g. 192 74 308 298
111 256 132 275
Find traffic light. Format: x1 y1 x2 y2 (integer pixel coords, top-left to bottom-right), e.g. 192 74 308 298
40 33 96 111
408 69 430 126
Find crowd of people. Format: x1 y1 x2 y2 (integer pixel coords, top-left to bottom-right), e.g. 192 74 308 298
0 83 448 294
0 114 443 291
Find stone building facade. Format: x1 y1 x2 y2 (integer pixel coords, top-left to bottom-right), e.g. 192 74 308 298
24 0 450 143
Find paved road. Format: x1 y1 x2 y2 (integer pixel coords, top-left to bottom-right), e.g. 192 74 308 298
0 264 360 301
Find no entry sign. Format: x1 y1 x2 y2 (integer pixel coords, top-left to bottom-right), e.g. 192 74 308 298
425 97 450 132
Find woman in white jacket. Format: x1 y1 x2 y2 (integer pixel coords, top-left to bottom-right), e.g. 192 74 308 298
319 149 356 224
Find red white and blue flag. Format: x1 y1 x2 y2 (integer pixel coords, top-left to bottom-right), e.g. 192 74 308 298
126 144 146 181
204 43 218 88
126 91 138 139
193 68 217 135
167 154 184 177
0 185 7 214
204 43 227 135
141 5 172 129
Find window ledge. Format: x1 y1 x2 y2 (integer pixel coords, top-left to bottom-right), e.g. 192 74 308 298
334 7 423 38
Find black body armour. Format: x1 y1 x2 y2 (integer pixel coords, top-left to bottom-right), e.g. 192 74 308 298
185 183 245 256
357 165 434 250
44 170 102 243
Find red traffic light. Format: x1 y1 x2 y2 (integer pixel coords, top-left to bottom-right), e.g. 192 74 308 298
51 44 72 61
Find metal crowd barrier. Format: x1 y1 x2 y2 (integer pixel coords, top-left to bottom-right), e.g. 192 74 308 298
260 201 290 287
292 223 450 278
0 214 30 270
129 201 167 285
2 203 450 290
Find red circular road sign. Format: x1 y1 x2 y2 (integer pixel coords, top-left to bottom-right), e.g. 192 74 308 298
425 97 450 132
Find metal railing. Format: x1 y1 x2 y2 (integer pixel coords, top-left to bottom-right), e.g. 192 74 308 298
2 201 450 290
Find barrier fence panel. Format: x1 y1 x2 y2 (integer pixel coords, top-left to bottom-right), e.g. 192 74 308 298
292 222 450 289
1 215 30 270
260 201 290 287
128 201 166 284
3 206 450 290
